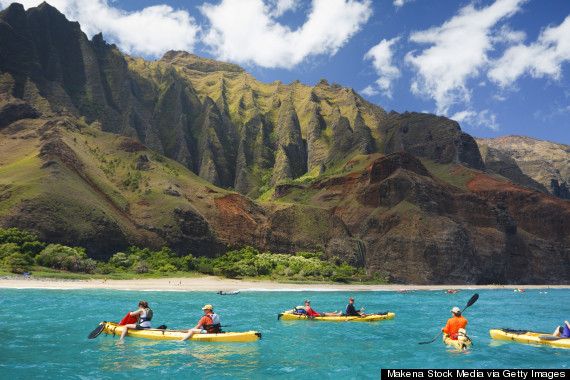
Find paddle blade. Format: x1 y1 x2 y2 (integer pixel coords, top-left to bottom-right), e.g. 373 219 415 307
461 293 479 313
88 322 105 339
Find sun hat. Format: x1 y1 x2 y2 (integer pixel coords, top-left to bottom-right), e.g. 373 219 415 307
202 304 213 310
451 307 461 313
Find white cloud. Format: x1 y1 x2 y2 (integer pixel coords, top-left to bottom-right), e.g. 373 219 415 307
393 0 415 9
489 15 570 87
360 85 380 97
363 37 401 98
267 0 298 17
451 109 499 131
200 0 372 68
404 0 527 114
0 0 200 57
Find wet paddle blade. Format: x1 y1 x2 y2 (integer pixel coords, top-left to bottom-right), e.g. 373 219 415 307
461 293 479 313
88 323 105 339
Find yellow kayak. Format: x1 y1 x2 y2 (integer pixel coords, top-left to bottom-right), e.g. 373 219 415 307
96 322 261 342
490 328 570 349
278 312 395 322
443 334 472 350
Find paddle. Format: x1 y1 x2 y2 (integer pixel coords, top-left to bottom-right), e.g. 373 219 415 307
418 293 479 345
88 322 106 339
538 335 567 341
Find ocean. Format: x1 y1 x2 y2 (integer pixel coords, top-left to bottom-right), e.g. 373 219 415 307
0 287 567 378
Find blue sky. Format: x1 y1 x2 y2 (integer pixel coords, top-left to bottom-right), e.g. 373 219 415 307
2 0 570 145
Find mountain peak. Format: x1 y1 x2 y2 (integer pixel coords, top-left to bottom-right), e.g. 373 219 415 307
159 51 245 73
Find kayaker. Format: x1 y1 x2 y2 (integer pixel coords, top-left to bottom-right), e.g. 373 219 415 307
303 299 340 317
553 321 570 337
344 297 366 317
182 304 221 341
120 301 153 340
441 306 467 337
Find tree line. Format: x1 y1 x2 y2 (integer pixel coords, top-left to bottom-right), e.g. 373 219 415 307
0 228 372 283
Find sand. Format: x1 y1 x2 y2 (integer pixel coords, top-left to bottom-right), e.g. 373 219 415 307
0 275 567 291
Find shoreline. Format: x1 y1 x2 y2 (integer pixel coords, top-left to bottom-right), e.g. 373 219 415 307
0 276 568 291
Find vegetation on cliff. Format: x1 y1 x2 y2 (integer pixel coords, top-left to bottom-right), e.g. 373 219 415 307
0 227 379 283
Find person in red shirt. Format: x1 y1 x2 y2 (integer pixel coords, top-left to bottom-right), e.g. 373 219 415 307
303 299 340 317
182 304 220 341
442 306 468 336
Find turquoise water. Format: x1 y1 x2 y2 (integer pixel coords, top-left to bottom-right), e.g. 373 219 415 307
0 288 568 378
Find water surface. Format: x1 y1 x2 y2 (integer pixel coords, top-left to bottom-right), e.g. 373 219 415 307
0 288 567 378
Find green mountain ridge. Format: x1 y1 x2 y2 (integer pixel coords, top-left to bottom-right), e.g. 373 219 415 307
0 2 568 284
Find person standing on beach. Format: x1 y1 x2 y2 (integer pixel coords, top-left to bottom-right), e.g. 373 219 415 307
120 301 152 339
442 306 467 337
182 304 221 341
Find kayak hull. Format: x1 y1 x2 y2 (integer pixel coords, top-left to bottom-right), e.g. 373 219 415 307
279 312 395 322
443 334 472 350
490 329 570 348
99 322 261 342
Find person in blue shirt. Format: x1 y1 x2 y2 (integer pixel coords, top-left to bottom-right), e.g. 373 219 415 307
553 320 570 338
344 297 366 317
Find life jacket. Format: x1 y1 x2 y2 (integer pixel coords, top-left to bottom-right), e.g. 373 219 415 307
139 308 153 324
203 313 222 333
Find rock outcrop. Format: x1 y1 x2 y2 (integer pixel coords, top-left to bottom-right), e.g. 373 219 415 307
477 136 570 200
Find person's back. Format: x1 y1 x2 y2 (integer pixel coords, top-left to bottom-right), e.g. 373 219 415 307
443 315 467 335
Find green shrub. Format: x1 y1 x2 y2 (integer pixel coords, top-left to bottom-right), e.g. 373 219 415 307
5 252 32 274
296 251 323 260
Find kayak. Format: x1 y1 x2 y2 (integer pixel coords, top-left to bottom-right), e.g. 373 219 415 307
218 291 240 295
443 334 472 350
278 312 395 322
97 322 261 342
490 328 570 349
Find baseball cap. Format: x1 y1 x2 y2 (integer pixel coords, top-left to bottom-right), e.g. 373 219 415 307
451 307 461 313
305 299 310 303
202 304 213 310
349 298 354 301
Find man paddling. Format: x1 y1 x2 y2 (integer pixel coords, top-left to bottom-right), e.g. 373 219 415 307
442 306 467 337
182 304 221 341
344 297 366 317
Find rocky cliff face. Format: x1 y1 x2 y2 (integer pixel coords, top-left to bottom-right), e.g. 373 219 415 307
0 3 568 284
273 152 570 284
477 136 570 200
0 3 485 198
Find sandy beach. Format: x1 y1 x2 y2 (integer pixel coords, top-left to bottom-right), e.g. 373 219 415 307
0 275 568 291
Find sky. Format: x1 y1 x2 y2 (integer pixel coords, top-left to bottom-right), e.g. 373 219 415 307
2 0 570 145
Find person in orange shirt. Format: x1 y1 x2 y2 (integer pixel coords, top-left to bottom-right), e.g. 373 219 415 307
182 304 221 341
442 306 467 337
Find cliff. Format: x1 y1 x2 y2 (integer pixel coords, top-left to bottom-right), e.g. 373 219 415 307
0 2 568 284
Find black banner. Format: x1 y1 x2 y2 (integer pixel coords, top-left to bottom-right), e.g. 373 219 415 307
381 369 568 379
